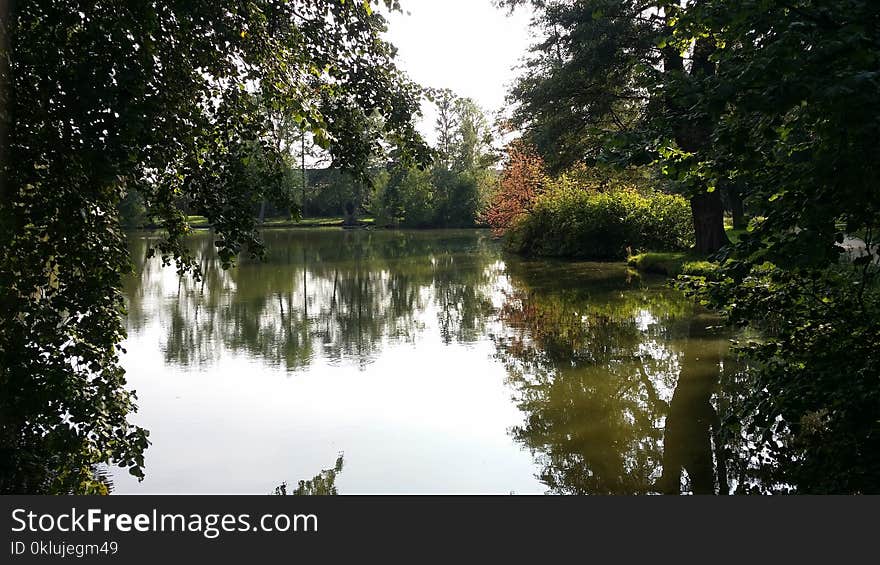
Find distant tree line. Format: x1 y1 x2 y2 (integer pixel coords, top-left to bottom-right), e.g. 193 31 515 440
120 88 498 230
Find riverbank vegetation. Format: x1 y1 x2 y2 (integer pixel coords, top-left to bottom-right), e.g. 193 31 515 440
507 187 692 260
489 0 880 493
1 0 878 495
119 89 498 231
370 91 498 228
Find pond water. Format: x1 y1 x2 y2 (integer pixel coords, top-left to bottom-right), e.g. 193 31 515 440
114 228 733 494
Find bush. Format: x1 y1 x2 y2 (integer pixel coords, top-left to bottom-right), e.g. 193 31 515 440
685 265 880 493
507 188 693 260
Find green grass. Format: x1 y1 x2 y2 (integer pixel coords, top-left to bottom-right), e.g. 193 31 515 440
182 215 375 229
627 251 696 276
293 216 375 227
627 226 741 277
626 252 720 277
186 215 210 227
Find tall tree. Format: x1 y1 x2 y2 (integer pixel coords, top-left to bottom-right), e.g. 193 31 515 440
431 88 459 171
452 97 496 173
497 0 729 253
0 0 429 493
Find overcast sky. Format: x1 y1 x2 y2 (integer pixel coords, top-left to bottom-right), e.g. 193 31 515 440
382 0 535 144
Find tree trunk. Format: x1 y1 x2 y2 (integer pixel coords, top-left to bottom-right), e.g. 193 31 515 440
258 199 266 225
729 190 746 230
662 29 730 256
300 125 307 219
691 189 729 255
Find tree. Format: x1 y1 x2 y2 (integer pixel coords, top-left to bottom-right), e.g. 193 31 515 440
432 168 482 228
430 88 459 171
374 165 435 227
371 89 496 228
484 140 545 235
435 96 496 226
0 0 428 493
677 0 880 493
497 0 729 254
452 98 496 173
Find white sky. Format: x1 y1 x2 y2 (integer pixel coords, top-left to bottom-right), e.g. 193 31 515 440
382 0 535 145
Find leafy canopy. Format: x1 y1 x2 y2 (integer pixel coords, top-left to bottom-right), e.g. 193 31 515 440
0 0 428 493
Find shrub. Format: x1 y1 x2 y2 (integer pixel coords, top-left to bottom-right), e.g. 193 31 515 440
684 265 880 493
507 188 693 260
484 141 546 235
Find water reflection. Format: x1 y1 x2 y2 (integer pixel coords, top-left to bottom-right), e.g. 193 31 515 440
125 229 499 371
495 261 732 494
120 229 736 494
273 454 344 496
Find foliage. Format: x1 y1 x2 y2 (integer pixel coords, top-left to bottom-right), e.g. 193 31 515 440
303 169 368 220
430 88 459 171
496 0 730 253
372 166 435 228
427 88 497 174
498 0 880 492
685 267 880 493
670 0 880 493
430 168 483 228
676 0 880 272
0 0 428 494
372 90 497 228
507 187 693 260
119 187 147 230
451 98 497 172
273 455 344 496
484 140 546 235
371 166 490 229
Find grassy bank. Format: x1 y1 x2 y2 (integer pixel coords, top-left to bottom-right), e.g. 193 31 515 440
179 216 376 230
627 226 745 276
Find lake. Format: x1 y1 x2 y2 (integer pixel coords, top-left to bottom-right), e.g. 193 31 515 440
114 228 733 494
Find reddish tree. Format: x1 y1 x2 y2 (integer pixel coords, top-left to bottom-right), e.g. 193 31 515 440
484 140 546 235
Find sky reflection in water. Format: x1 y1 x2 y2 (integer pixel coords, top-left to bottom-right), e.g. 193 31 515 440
115 229 731 494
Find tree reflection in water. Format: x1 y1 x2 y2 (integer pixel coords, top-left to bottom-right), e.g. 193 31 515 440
124 229 498 371
123 229 742 494
273 454 344 496
495 260 733 494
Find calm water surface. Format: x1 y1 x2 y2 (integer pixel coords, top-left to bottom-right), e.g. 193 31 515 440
115 228 732 494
